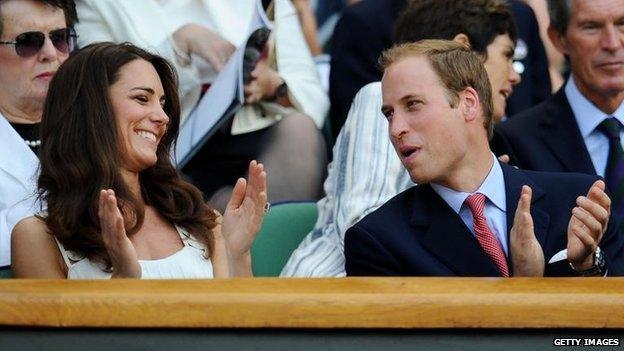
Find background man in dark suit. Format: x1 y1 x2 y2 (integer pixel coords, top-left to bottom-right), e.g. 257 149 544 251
328 0 550 145
505 0 552 117
345 40 624 277
328 0 406 143
492 0 624 217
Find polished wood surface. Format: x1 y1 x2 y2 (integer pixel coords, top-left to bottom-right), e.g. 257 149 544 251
1 278 623 328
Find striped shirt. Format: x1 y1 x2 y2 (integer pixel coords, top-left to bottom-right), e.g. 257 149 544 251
280 82 413 277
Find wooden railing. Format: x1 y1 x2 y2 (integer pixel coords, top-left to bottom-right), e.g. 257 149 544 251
1 278 623 328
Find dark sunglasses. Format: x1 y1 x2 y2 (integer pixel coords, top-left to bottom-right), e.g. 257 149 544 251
0 27 77 58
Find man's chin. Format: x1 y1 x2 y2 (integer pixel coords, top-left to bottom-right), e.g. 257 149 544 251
407 171 431 185
600 82 624 97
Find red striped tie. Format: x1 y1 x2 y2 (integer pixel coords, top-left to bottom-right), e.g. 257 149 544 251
465 193 510 277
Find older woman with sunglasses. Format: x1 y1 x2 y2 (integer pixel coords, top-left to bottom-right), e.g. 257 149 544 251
0 0 77 269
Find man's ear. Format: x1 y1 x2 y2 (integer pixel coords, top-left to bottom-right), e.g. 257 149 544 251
459 87 480 122
452 33 471 49
548 26 568 56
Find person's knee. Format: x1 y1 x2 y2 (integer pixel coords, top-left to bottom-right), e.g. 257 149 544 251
279 113 326 154
278 112 320 137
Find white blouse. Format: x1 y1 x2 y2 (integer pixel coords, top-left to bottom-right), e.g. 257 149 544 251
55 226 214 279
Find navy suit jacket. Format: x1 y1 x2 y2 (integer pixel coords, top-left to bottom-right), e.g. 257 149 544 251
506 0 552 116
345 163 624 276
491 87 597 175
328 0 548 139
328 0 405 142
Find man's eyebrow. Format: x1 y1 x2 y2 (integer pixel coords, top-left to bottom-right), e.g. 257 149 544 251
399 94 422 102
575 15 604 26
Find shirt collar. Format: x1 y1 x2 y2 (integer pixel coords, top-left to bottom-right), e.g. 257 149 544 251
565 75 624 137
431 153 506 214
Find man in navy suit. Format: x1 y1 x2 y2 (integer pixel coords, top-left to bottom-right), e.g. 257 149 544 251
328 0 406 143
345 40 624 277
492 0 624 189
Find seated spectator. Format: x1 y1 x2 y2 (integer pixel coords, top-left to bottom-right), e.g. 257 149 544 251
345 40 624 277
75 0 328 210
505 0 552 117
11 43 268 279
491 0 624 218
520 0 566 91
0 0 77 268
327 0 548 143
282 0 520 277
328 0 406 143
292 0 322 56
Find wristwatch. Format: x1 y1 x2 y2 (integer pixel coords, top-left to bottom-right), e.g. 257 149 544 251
569 247 607 276
268 81 288 101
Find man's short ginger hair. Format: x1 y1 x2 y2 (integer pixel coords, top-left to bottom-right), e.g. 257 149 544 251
380 40 494 139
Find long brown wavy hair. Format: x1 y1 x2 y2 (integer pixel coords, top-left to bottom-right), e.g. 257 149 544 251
38 42 217 268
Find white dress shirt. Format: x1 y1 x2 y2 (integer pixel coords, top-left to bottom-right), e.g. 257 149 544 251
566 76 624 176
431 154 509 255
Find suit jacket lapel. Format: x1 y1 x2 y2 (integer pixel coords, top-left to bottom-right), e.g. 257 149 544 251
539 88 596 174
501 163 551 273
410 185 502 276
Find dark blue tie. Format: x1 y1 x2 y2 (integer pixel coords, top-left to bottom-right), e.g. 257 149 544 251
597 117 624 218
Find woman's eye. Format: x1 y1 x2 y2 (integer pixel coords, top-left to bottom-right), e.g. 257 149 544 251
134 96 148 104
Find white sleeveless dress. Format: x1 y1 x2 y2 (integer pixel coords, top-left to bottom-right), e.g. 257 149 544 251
54 226 214 279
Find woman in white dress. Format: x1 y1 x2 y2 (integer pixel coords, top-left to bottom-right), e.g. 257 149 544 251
11 42 267 279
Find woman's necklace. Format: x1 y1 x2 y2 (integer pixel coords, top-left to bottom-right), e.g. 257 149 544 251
9 122 41 149
23 138 41 147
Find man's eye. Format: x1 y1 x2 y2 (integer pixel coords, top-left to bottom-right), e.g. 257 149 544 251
581 23 599 30
407 100 421 110
382 111 393 121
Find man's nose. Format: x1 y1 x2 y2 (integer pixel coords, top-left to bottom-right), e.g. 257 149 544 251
601 24 623 52
389 112 408 140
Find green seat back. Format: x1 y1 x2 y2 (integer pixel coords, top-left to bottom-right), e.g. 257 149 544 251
251 202 318 277
0 267 12 279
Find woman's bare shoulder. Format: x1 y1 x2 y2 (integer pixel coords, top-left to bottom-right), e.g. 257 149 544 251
13 216 49 234
11 216 67 278
11 216 53 244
